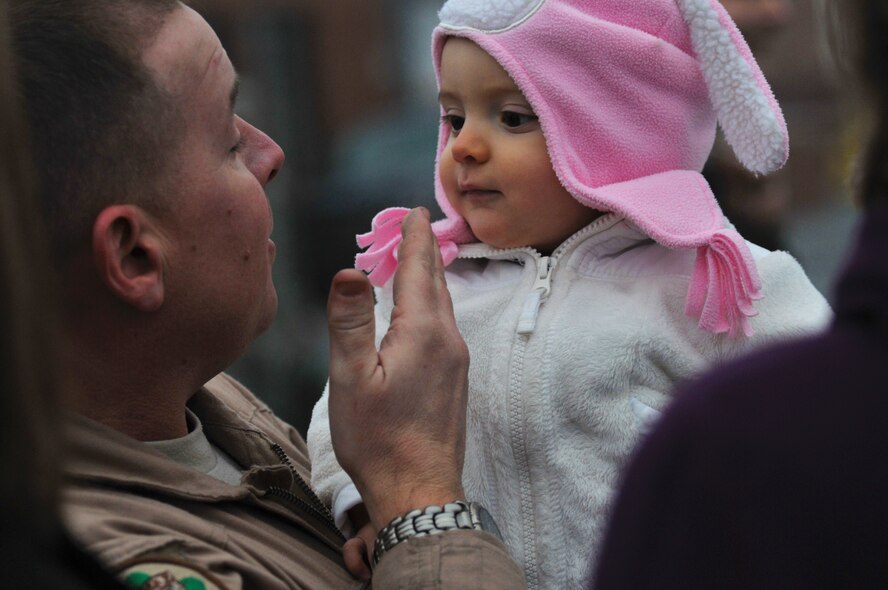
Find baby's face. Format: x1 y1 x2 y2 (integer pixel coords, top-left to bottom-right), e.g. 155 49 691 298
438 37 600 254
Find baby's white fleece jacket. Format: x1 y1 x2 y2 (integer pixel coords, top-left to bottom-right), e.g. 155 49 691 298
307 214 831 589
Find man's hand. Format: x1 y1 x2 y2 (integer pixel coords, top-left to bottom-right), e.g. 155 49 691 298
342 521 375 582
326 208 469 533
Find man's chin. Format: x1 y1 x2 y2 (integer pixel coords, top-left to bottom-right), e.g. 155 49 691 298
257 292 279 335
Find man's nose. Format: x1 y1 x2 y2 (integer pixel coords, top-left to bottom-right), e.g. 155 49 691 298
239 117 285 185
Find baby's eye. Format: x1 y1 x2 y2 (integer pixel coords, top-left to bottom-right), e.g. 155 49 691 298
442 114 465 133
501 111 537 128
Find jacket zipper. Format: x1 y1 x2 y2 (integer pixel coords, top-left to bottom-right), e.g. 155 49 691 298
508 334 539 589
270 444 370 588
269 442 345 543
517 256 553 335
512 254 554 588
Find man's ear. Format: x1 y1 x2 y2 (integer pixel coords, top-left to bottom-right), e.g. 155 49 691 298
92 205 166 312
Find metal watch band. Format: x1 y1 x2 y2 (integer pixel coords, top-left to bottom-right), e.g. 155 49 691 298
372 501 477 567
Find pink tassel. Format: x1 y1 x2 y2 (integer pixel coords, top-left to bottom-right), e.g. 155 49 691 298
686 230 762 337
355 207 459 287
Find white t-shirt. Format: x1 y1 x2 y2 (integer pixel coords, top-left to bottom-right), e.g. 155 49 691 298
146 408 243 486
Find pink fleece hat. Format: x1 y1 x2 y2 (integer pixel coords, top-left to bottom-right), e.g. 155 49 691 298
357 0 789 337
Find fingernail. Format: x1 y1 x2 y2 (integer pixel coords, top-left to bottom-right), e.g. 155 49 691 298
336 280 366 297
415 207 430 220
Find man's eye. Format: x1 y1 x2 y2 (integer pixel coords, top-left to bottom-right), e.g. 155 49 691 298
231 137 246 154
442 114 465 132
501 111 537 128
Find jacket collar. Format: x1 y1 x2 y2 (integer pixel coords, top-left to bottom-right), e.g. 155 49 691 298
63 381 346 552
456 213 638 263
63 388 290 502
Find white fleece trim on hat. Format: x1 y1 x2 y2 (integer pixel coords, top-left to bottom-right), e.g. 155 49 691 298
438 0 545 33
677 0 786 174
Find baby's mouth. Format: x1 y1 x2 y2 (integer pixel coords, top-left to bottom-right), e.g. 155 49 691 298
459 183 500 199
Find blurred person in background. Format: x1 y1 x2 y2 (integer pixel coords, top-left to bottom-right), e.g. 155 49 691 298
8 0 524 587
0 1 125 586
721 0 792 50
593 0 888 586
705 0 794 252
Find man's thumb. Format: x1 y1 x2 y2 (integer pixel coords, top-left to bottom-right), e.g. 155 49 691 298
327 269 377 379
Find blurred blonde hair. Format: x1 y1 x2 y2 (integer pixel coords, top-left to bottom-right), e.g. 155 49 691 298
825 0 888 206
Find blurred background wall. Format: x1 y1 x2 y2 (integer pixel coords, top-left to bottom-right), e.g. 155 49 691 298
187 0 857 435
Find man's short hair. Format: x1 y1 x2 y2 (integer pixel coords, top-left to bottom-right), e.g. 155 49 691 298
10 0 182 258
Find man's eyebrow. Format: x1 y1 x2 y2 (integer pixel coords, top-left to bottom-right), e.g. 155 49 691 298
229 75 241 114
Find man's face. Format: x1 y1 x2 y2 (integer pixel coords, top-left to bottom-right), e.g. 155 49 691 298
143 4 285 363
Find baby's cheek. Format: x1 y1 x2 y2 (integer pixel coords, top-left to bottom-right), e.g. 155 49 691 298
439 172 463 214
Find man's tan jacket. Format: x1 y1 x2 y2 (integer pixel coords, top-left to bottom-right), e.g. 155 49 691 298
62 374 524 589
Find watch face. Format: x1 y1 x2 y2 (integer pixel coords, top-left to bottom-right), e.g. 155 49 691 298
471 503 504 541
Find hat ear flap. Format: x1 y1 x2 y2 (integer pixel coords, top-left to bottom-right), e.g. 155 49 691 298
676 0 789 175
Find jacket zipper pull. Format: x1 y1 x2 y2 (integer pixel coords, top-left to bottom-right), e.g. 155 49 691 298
517 256 553 335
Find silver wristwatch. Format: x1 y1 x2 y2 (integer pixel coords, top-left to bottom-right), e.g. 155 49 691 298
372 501 502 567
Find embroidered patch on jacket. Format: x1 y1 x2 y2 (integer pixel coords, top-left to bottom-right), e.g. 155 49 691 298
119 558 226 590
